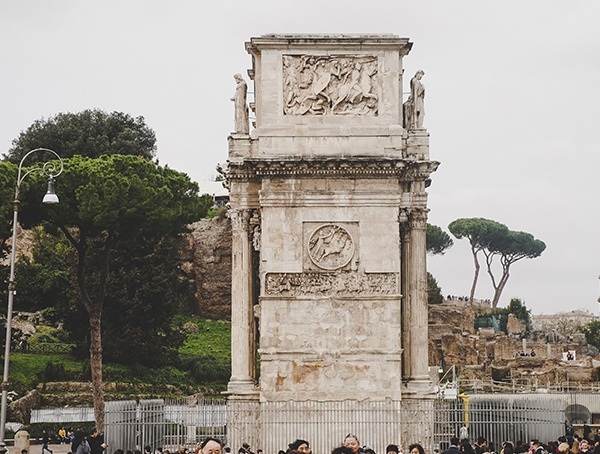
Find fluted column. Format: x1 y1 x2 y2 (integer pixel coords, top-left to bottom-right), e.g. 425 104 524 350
403 206 433 395
400 214 411 379
227 208 256 395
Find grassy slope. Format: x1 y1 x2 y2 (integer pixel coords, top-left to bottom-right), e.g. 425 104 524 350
8 317 232 397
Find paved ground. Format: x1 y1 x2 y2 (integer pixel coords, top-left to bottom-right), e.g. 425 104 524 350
11 443 74 454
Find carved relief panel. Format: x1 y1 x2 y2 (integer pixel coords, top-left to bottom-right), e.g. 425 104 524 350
283 55 379 116
262 221 400 297
303 222 359 271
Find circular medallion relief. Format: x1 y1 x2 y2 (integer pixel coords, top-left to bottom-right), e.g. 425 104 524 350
307 224 355 270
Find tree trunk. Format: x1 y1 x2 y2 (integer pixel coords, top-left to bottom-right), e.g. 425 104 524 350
469 244 480 302
69 229 112 433
89 310 104 432
491 266 511 308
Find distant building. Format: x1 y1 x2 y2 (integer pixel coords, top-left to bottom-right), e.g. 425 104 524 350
197 181 229 207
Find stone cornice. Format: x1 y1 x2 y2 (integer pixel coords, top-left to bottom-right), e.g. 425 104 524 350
225 158 439 181
246 34 412 56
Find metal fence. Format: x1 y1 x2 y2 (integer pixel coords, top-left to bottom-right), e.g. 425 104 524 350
105 399 227 453
27 342 77 354
31 406 95 424
102 396 566 454
459 379 600 394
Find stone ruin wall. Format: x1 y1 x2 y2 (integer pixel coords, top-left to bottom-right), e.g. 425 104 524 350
184 214 232 320
428 302 600 389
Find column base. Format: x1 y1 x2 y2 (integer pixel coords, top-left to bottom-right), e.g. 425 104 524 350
224 377 259 397
402 376 435 397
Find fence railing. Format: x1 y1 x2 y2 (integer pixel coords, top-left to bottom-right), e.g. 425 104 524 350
101 396 566 454
27 342 77 354
31 407 95 424
459 379 600 394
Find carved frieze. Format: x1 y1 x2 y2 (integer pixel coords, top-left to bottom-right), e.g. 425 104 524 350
264 271 399 297
225 158 440 181
283 55 379 116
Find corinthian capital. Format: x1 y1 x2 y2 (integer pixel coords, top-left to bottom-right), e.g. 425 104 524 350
408 207 429 230
229 208 252 231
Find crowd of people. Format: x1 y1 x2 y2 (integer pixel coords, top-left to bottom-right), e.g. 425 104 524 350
26 424 600 454
181 427 600 454
148 435 446 454
20 428 106 454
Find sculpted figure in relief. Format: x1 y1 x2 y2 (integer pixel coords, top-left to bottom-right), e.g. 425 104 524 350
283 55 378 116
308 224 354 270
231 73 249 134
265 271 399 297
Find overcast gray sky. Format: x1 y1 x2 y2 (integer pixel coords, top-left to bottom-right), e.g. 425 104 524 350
1 1 599 315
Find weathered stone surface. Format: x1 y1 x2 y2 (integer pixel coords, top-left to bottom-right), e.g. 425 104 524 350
224 34 437 450
506 313 524 335
8 389 41 424
186 213 232 319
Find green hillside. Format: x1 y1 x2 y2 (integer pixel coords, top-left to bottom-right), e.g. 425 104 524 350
7 316 231 402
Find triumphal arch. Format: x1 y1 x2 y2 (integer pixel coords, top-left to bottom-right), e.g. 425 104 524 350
222 34 438 452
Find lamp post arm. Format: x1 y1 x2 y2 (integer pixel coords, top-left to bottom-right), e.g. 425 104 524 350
16 147 64 186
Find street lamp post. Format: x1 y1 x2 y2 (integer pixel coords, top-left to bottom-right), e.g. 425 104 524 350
0 148 63 454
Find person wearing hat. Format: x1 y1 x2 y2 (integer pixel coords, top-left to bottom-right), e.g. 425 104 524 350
386 445 399 454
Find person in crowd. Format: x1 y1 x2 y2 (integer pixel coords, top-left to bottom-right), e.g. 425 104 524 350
558 443 571 454
363 445 376 454
442 437 461 454
531 440 545 454
475 437 488 454
289 440 311 454
572 440 581 454
200 438 223 454
501 441 514 454
461 439 475 454
332 448 355 454
87 429 106 454
408 444 425 454
344 435 362 454
58 428 67 444
580 440 591 454
460 426 469 442
72 430 91 454
42 430 53 454
386 445 399 454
